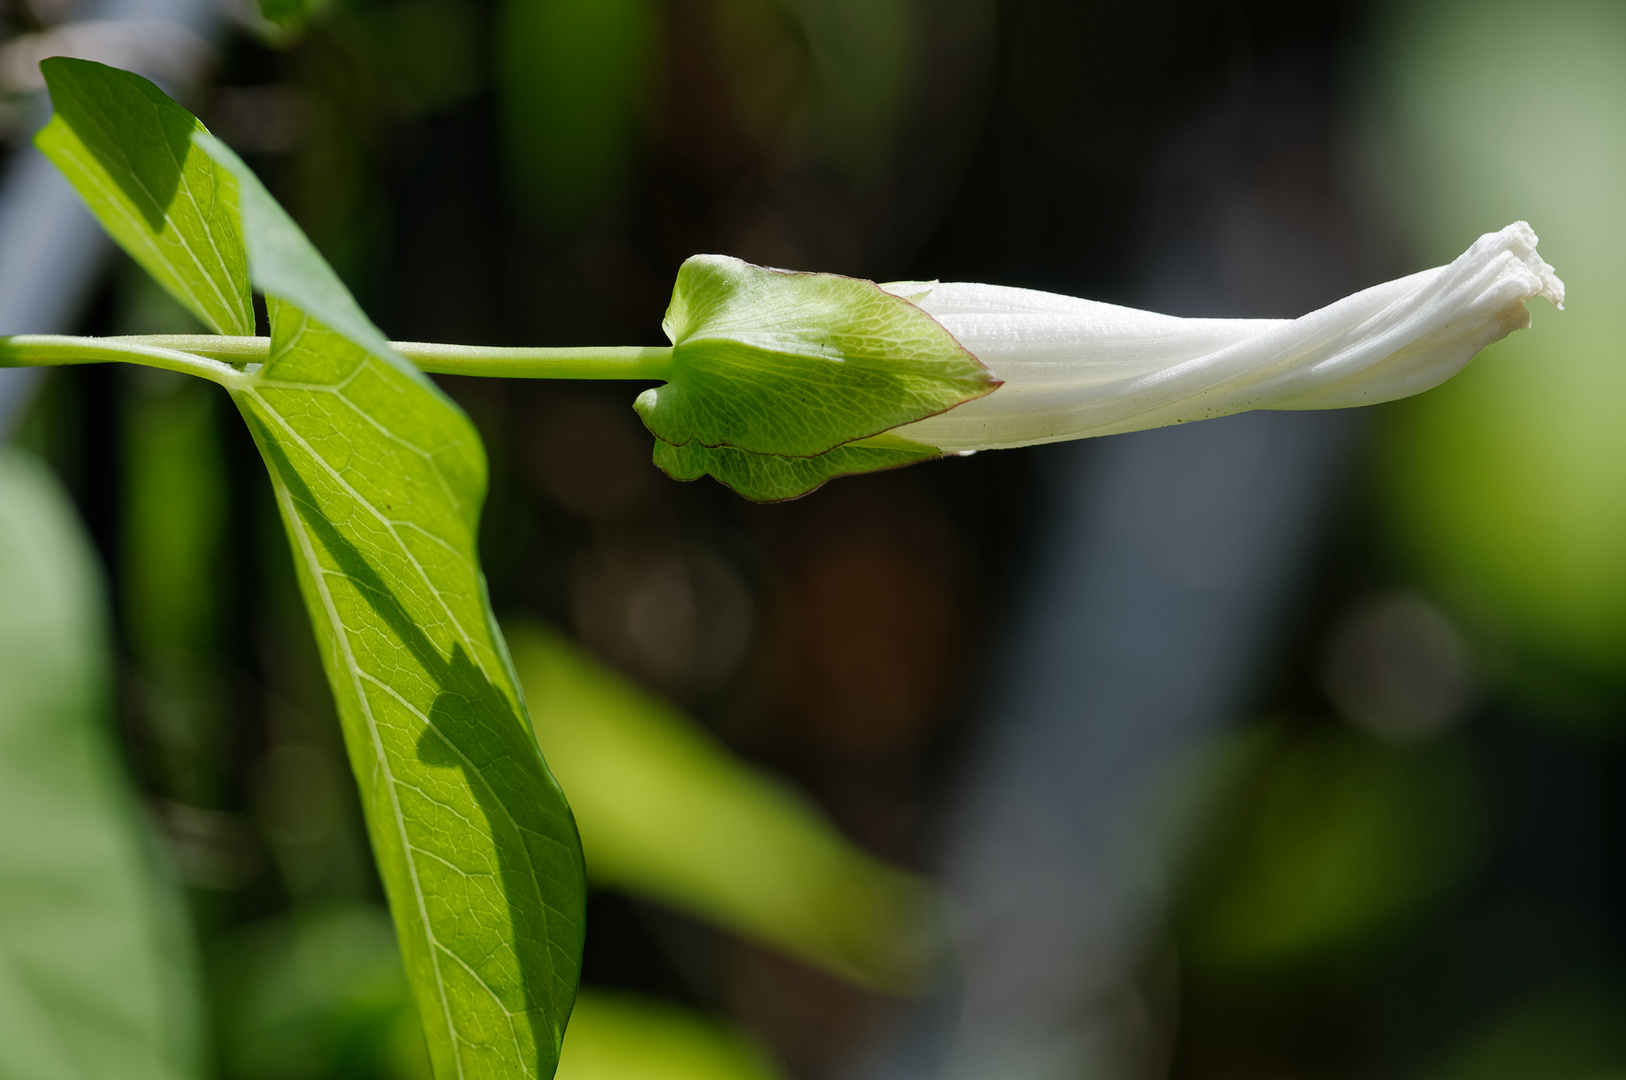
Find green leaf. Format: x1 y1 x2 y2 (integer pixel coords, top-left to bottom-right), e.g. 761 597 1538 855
37 65 586 1079
0 447 205 1080
557 992 782 1080
634 255 997 458
205 157 586 1076
652 431 940 502
236 298 585 1080
35 58 253 337
509 624 939 993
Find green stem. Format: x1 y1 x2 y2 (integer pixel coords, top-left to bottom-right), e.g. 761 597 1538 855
393 341 674 380
113 335 676 380
0 334 245 386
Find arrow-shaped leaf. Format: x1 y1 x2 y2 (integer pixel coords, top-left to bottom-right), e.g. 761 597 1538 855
234 304 584 1079
38 59 586 1080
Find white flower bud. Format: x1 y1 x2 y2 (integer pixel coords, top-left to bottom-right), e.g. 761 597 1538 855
891 222 1564 452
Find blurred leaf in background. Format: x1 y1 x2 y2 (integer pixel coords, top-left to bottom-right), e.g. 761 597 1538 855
1419 983 1626 1080
257 0 328 35
356 0 488 116
1181 724 1482 972
1370 0 1626 684
119 281 221 668
509 622 940 993
123 367 255 888
498 0 658 234
0 447 206 1080
773 0 918 180
114 263 234 810
494 0 927 239
213 909 781 1080
557 992 782 1080
120 273 234 813
711 0 920 181
212 904 429 1080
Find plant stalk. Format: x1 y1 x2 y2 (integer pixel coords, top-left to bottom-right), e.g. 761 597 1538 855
118 335 676 380
0 335 245 384
0 335 676 381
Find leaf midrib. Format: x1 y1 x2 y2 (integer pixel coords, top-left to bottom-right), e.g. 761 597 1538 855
244 362 556 1078
267 468 472 1078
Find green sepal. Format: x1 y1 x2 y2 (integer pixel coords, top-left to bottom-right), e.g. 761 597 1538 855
635 255 997 458
653 432 940 502
35 58 254 336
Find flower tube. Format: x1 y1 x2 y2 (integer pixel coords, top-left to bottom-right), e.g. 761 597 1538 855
891 221 1564 452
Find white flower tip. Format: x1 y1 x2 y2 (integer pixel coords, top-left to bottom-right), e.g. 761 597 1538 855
1493 220 1565 313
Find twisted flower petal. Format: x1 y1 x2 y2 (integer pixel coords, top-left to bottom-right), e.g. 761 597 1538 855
892 222 1564 452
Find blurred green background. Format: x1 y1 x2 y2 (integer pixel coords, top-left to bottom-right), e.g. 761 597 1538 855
2 0 1625 1078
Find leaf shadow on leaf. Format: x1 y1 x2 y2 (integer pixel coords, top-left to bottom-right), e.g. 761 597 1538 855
418 666 566 1055
46 59 193 231
252 424 578 1069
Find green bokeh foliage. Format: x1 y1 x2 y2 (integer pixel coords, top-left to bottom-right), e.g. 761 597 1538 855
1373 0 1626 678
0 448 206 1080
